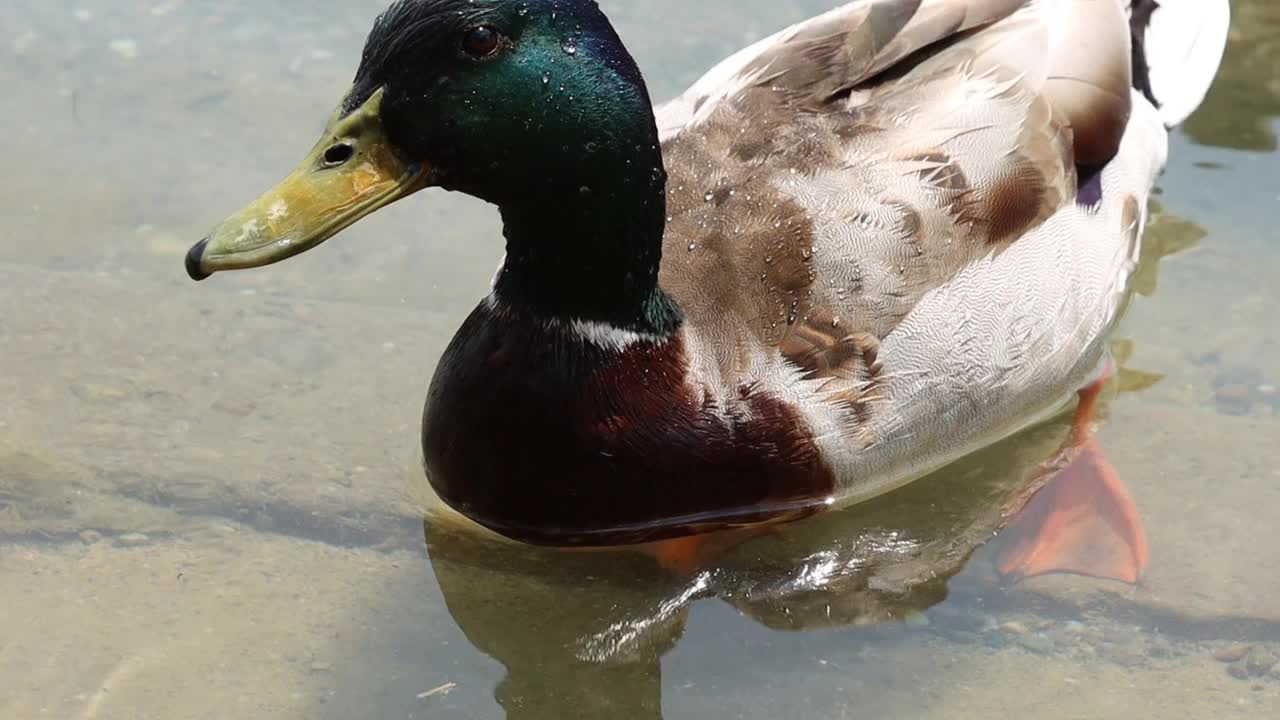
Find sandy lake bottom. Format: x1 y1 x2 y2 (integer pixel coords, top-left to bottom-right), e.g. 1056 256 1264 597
2 1 1279 718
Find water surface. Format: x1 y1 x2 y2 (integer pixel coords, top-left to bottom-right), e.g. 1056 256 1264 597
2 1 1279 718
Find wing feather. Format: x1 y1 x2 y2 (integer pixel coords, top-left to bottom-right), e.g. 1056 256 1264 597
656 0 1144 434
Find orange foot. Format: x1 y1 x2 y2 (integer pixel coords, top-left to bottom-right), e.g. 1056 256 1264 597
997 366 1150 584
636 525 778 575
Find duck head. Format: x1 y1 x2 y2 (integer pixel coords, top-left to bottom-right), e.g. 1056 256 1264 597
187 0 668 327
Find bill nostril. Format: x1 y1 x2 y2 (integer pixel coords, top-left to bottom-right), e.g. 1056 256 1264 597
323 143 355 166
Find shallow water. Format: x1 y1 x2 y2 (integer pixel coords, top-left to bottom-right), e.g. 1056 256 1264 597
2 1 1279 718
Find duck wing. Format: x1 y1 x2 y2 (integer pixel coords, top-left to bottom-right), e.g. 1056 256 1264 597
654 0 1155 484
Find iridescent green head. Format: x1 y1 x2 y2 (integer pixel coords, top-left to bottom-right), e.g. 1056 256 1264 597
189 0 677 332
351 0 663 201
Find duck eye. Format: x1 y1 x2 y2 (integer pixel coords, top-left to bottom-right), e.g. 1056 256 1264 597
462 26 502 58
323 143 354 166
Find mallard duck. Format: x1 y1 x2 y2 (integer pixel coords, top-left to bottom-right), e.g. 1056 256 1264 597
186 0 1228 579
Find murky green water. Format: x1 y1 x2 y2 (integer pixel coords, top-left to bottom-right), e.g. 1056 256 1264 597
2 1 1279 718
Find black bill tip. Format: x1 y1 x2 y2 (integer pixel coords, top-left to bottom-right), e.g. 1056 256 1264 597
185 238 212 281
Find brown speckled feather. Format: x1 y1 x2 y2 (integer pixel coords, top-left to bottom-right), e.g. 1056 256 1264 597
655 0 1134 437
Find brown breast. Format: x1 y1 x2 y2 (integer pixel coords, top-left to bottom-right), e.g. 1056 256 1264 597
421 300 836 546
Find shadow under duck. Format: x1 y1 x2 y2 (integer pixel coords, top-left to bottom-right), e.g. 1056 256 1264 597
186 0 1228 581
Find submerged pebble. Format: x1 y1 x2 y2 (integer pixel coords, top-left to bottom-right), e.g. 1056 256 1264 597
1000 621 1030 636
79 529 103 545
1227 664 1251 681
1214 645 1253 663
115 532 150 547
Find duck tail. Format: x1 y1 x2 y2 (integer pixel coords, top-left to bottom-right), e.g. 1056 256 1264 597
1129 0 1231 128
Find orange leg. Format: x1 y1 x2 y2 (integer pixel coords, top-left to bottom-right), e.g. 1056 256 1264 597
635 525 779 575
556 524 778 575
997 364 1150 583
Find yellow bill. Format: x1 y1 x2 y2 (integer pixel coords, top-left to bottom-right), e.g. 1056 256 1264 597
186 89 430 281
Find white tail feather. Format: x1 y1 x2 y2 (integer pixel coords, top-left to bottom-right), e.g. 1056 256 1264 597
1136 0 1231 127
